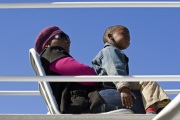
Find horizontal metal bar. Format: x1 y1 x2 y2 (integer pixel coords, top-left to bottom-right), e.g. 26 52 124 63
1 2 180 9
0 114 156 120
0 91 40 96
0 89 179 96
0 76 180 82
164 90 180 94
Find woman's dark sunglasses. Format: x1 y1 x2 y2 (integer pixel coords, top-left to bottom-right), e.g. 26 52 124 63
51 32 70 41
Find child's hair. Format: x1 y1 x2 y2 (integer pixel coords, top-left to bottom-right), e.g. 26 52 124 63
103 25 128 43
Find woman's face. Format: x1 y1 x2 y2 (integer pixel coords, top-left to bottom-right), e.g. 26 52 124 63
49 33 71 53
51 39 71 53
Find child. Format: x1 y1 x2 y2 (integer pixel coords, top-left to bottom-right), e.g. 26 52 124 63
92 25 171 114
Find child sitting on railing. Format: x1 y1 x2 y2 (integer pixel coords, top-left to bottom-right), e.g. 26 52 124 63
92 25 171 114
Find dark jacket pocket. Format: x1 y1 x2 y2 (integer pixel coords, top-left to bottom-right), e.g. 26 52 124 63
70 90 90 108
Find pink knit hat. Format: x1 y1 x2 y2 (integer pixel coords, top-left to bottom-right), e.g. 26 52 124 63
35 26 63 54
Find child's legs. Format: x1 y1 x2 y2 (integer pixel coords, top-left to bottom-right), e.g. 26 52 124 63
139 81 171 109
129 82 141 90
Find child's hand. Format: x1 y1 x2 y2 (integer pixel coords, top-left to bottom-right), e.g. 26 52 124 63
120 87 136 108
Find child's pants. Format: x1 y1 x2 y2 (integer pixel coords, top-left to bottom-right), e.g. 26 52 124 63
129 81 171 109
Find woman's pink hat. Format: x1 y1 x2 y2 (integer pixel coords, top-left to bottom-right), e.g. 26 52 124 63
35 26 63 54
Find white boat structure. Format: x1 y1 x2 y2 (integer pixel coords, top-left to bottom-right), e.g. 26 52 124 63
0 1 180 120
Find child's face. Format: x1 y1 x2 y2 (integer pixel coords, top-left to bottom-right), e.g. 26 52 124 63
112 28 130 50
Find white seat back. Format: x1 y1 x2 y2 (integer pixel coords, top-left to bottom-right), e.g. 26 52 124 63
29 48 61 114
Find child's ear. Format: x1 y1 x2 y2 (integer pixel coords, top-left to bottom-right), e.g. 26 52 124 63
108 33 114 40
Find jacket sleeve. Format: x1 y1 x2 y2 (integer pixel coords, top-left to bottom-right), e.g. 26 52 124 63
102 47 131 91
49 57 96 75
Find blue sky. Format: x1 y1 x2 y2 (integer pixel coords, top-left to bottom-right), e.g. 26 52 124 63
0 0 180 114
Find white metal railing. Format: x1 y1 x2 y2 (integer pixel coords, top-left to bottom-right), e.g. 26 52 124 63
0 91 40 96
0 76 179 96
0 75 180 82
1 76 179 120
1 2 180 9
0 89 179 96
